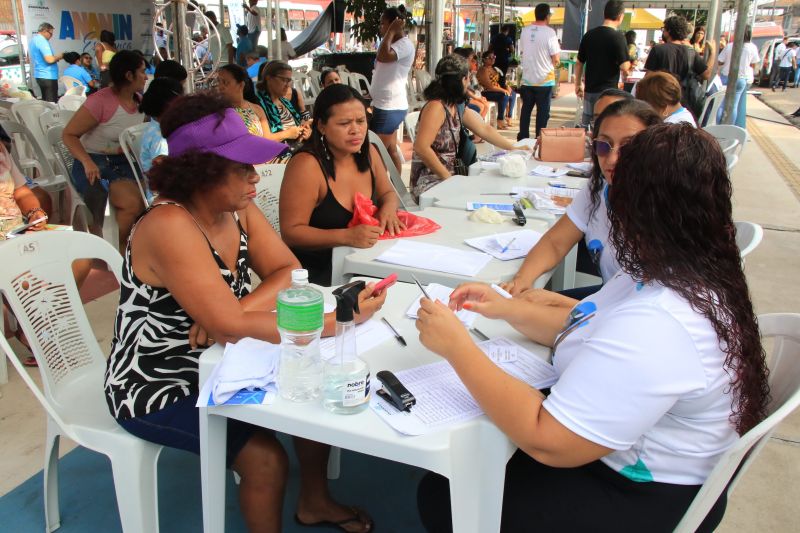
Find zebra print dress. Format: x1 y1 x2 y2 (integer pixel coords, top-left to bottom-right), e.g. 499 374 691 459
104 202 252 420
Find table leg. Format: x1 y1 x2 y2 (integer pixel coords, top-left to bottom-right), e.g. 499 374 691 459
200 409 228 533
448 425 514 533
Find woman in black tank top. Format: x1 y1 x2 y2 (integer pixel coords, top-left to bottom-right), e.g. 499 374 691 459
280 84 405 286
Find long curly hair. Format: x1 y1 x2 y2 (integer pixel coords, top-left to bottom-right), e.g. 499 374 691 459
588 99 662 219
608 123 769 435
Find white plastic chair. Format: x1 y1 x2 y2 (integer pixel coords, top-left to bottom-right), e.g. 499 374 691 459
703 124 749 158
38 108 72 134
698 90 726 127
307 69 323 95
44 125 92 233
413 69 433 94
60 75 86 95
725 152 738 173
0 231 163 533
10 100 57 164
253 163 287 233
57 94 87 112
367 130 418 211
406 72 425 112
347 72 371 98
674 313 800 533
734 221 764 259
404 111 420 144
119 123 152 206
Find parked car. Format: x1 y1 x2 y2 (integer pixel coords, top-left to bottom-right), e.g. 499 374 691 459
756 36 800 87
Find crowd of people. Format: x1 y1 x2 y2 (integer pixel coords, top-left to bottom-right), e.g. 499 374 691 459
1 2 779 532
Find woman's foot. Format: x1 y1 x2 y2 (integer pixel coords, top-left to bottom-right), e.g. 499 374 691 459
295 503 373 532
497 122 508 130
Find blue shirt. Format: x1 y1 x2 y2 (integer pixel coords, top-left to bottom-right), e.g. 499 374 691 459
236 37 253 67
139 120 167 173
30 34 58 80
246 58 266 79
63 64 93 93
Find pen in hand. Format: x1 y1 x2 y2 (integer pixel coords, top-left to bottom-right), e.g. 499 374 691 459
411 274 432 300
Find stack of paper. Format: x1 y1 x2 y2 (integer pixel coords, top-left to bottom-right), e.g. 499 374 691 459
464 229 542 260
405 283 478 327
370 338 557 435
375 240 492 277
530 165 569 177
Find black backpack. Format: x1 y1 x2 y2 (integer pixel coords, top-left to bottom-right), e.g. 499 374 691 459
682 47 706 118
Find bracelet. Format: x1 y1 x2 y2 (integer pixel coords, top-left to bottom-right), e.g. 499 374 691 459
25 207 47 221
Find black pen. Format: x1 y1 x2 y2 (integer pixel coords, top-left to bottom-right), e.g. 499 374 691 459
381 317 407 347
411 273 432 300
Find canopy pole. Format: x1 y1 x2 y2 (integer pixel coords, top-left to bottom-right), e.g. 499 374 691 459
265 0 273 59
12 0 27 85
430 0 444 70
173 0 195 93
274 0 282 61
500 0 506 24
706 0 723 78
722 0 750 124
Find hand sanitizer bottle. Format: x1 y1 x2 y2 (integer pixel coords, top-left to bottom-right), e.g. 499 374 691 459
323 281 371 414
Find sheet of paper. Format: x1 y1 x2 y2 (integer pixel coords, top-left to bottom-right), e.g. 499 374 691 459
375 240 492 277
531 165 569 177
370 338 557 435
405 282 478 327
464 229 542 261
319 319 394 361
567 162 593 172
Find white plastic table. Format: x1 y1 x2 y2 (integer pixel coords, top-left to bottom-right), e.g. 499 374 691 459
329 206 553 288
199 280 551 533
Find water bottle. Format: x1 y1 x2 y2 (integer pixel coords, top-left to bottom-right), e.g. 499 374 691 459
323 280 371 414
276 269 324 402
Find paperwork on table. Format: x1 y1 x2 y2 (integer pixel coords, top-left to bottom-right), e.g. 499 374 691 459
464 229 543 260
530 165 569 178
405 282 479 327
375 240 492 277
197 338 279 406
370 337 558 435
319 319 394 361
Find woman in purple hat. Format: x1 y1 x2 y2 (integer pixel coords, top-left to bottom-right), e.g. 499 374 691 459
104 93 380 532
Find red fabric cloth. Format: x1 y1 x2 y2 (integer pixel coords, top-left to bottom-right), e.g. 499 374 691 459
347 192 440 239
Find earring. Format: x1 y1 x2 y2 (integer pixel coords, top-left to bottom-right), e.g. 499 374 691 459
321 133 331 160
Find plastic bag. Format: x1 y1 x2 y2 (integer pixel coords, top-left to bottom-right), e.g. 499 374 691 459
348 192 441 239
469 206 505 224
498 153 527 178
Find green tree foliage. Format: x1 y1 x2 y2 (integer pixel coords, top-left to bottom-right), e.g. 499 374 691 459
346 0 388 43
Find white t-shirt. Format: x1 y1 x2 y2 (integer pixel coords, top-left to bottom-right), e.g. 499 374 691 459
773 42 786 63
565 182 619 282
519 23 560 87
779 48 796 68
271 39 296 61
665 106 697 127
370 36 415 110
543 271 738 485
210 24 233 65
718 42 759 83
246 9 260 33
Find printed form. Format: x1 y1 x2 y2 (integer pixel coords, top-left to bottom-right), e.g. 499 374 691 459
370 338 557 435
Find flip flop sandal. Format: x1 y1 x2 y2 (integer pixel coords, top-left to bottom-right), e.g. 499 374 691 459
294 506 374 532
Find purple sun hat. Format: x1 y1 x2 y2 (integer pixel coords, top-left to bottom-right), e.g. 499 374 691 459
167 108 288 164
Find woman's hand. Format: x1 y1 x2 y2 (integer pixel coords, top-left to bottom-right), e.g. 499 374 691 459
347 223 382 247
83 159 101 184
501 275 534 297
377 207 406 237
449 282 513 320
387 17 404 38
416 297 473 361
188 323 216 350
354 282 387 324
284 125 303 140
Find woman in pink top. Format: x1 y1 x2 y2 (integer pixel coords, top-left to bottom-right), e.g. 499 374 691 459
63 50 146 249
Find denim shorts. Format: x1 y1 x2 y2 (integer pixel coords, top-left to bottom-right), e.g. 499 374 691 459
71 153 136 227
370 107 407 134
117 394 267 468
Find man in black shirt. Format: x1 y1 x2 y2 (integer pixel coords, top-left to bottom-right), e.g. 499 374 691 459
490 24 515 83
644 15 714 81
574 0 630 127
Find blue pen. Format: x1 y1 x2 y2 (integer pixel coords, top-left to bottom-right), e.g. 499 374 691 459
500 237 517 254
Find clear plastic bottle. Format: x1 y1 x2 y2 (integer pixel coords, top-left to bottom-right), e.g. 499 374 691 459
323 281 371 414
276 269 324 402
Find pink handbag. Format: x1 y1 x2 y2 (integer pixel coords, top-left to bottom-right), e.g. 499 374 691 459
534 128 586 162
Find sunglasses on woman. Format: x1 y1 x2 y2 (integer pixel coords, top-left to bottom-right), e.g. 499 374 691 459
592 139 626 157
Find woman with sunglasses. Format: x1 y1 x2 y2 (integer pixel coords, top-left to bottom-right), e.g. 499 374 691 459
502 99 661 298
416 123 768 532
254 60 311 144
477 50 513 129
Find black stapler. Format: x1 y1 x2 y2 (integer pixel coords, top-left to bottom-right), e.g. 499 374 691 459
512 202 526 226
376 370 415 412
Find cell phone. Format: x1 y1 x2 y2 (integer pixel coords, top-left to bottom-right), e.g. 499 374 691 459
372 273 397 296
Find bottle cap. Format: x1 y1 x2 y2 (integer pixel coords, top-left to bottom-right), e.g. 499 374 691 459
291 269 309 284
333 280 366 322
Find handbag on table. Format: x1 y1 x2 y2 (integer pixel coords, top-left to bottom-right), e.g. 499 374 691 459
534 128 586 163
